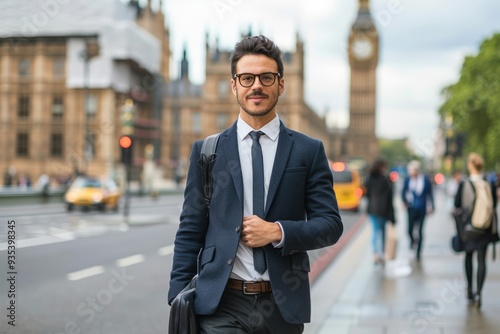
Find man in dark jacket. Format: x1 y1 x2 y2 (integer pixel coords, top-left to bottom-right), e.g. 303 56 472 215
402 160 434 260
168 35 343 333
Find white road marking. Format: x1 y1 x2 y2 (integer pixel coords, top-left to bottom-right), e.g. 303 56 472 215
158 244 175 256
0 235 71 251
116 254 145 268
49 227 76 240
118 223 129 232
0 223 128 250
67 266 105 281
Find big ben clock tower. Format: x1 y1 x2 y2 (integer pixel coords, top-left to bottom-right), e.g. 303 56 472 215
347 0 379 163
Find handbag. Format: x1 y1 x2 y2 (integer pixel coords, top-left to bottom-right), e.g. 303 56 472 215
168 275 198 334
451 235 465 252
168 133 220 334
384 223 398 261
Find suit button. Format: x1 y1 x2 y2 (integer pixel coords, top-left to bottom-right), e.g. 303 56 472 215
235 226 240 232
227 259 233 265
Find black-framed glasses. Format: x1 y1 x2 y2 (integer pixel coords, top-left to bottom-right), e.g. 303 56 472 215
234 72 280 88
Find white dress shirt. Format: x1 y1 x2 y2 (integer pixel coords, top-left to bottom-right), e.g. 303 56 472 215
406 174 424 204
230 114 282 281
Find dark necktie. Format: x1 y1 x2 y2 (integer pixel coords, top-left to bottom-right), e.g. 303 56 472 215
249 131 267 274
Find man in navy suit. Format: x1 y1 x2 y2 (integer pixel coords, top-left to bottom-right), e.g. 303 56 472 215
168 35 343 333
402 160 434 260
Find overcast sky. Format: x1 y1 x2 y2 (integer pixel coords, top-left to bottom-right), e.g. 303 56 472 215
159 0 500 155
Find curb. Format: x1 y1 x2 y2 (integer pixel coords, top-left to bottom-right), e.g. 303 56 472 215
309 214 367 285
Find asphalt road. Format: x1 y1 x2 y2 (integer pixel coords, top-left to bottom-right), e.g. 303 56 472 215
0 195 364 333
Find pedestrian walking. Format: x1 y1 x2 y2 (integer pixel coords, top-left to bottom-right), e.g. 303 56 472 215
3 167 15 187
17 173 32 190
454 153 499 308
402 160 434 260
168 35 343 333
446 170 462 212
364 158 395 264
37 174 50 203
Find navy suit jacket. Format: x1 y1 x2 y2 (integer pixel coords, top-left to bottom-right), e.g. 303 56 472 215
168 121 343 324
401 175 434 214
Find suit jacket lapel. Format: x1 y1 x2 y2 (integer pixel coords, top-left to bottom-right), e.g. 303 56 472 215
265 122 293 214
220 123 243 203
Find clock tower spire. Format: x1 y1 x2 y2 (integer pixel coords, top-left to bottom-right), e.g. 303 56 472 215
347 0 379 163
359 0 369 10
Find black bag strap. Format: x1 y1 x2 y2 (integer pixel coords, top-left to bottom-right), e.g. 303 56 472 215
200 133 221 210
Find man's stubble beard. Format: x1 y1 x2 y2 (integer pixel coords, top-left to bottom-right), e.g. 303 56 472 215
236 87 279 118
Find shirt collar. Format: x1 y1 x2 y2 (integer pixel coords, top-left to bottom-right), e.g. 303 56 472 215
470 174 484 181
237 114 280 142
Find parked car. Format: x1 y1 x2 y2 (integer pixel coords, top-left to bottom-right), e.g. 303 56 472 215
331 162 363 212
64 176 121 212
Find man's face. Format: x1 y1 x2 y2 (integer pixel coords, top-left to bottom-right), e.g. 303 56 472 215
231 54 284 122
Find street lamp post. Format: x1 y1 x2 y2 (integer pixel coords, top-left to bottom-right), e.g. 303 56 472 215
79 37 100 174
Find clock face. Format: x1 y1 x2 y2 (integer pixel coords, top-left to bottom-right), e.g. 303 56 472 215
352 37 373 60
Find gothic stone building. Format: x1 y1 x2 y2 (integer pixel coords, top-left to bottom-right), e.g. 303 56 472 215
0 0 169 186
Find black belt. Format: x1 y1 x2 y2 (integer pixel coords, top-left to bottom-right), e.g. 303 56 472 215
226 278 272 295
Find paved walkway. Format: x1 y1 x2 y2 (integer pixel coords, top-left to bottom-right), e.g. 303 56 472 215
307 188 500 334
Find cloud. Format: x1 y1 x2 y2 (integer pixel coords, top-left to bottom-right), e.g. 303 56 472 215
373 0 500 51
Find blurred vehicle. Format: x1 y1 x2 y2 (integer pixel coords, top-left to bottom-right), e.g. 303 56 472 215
331 161 363 211
64 176 121 212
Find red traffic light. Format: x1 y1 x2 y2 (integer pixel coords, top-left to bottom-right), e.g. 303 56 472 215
119 135 132 149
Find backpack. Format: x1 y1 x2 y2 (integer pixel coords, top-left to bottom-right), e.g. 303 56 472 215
470 179 494 230
457 179 494 240
199 133 221 209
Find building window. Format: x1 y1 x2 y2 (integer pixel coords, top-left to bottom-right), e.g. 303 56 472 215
52 96 64 119
16 132 29 157
18 96 30 118
216 113 228 132
19 58 31 77
53 57 64 78
218 79 229 97
192 112 201 134
341 138 348 156
85 133 96 160
172 107 180 133
86 94 98 117
50 133 63 157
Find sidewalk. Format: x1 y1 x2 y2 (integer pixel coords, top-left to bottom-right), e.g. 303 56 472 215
307 188 500 334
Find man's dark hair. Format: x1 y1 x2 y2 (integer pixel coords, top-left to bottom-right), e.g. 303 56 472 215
229 35 284 78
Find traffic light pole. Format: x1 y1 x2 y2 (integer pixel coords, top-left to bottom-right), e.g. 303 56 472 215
119 135 133 224
119 99 135 224
124 163 131 224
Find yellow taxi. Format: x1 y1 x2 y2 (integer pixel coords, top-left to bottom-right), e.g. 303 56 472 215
330 161 363 211
64 176 121 212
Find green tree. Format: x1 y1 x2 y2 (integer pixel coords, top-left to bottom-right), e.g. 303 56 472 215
439 33 500 169
378 138 417 167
